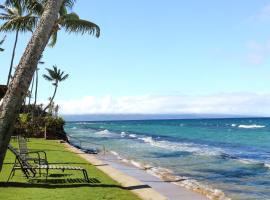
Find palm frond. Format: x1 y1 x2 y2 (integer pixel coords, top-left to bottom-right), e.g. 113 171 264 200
63 0 76 10
0 35 6 45
60 73 69 81
3 0 19 7
43 74 53 81
43 65 69 83
0 14 13 20
61 14 100 37
0 47 4 51
0 15 38 32
24 0 44 15
47 68 58 80
48 30 57 47
59 3 67 16
0 6 15 16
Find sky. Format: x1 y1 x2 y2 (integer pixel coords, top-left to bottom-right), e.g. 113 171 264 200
1 1 270 115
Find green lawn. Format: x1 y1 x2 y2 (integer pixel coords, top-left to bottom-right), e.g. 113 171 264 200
0 139 140 200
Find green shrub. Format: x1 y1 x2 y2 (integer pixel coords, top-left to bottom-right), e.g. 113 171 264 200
14 114 66 140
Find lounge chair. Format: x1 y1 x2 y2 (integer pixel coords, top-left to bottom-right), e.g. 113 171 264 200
7 144 90 183
18 136 48 175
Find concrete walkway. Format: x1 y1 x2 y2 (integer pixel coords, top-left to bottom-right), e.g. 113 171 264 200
64 143 208 200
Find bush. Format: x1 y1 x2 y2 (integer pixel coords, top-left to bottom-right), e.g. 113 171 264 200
14 114 67 140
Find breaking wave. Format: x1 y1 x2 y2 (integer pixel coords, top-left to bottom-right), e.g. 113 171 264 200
137 136 224 156
238 124 265 129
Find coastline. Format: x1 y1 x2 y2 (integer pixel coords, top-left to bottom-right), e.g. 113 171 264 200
106 151 229 200
64 142 209 200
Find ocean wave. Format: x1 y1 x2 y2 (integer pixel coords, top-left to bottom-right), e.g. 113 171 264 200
95 129 113 137
238 124 265 129
264 163 270 169
129 134 137 138
137 136 224 156
109 150 230 200
238 159 270 169
120 132 126 137
76 122 94 125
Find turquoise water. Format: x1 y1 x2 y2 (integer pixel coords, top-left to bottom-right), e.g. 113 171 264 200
64 118 270 200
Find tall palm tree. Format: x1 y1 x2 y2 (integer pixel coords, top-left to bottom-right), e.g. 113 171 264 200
33 67 39 107
23 0 100 47
28 55 44 107
48 10 100 47
0 0 64 170
0 35 6 52
0 0 38 85
43 65 69 112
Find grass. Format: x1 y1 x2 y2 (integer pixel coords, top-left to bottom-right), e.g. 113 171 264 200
0 139 140 200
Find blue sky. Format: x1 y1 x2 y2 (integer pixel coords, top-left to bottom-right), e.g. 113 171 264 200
2 1 270 115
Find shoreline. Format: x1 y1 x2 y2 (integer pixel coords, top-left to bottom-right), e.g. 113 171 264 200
64 142 209 200
106 151 230 200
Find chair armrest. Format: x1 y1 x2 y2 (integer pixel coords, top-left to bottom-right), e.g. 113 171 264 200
25 151 48 165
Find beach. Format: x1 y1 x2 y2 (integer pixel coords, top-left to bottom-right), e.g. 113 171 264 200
64 142 208 200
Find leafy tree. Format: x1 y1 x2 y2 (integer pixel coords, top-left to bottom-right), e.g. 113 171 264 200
0 0 64 171
43 65 69 112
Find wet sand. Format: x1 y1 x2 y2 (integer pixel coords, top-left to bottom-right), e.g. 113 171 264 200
64 142 208 200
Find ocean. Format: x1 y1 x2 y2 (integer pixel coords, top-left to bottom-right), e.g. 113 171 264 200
64 118 270 200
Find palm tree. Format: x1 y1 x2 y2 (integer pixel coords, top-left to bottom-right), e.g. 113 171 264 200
0 0 64 170
0 35 6 52
0 0 38 85
33 67 39 107
29 56 44 107
43 65 69 112
23 0 100 47
48 10 100 47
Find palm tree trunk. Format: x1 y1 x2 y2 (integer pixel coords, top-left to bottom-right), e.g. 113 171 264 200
7 29 19 86
43 83 58 112
34 69 38 107
28 75 35 106
0 0 64 171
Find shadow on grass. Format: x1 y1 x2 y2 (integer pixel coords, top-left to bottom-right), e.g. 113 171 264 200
29 178 101 184
47 162 91 165
47 173 72 177
0 179 151 191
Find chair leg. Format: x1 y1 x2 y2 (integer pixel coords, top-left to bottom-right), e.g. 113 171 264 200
7 157 18 182
7 168 15 182
45 168 49 181
83 169 89 183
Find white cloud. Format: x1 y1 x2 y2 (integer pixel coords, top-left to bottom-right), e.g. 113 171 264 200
252 4 270 22
246 40 270 65
56 93 270 116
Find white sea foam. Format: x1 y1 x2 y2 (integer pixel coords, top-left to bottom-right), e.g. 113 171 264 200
110 151 122 160
95 129 112 137
231 124 237 127
120 132 126 137
264 163 270 169
137 136 223 156
76 122 93 125
238 124 265 129
238 159 263 165
71 126 77 129
238 159 270 170
129 134 137 138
